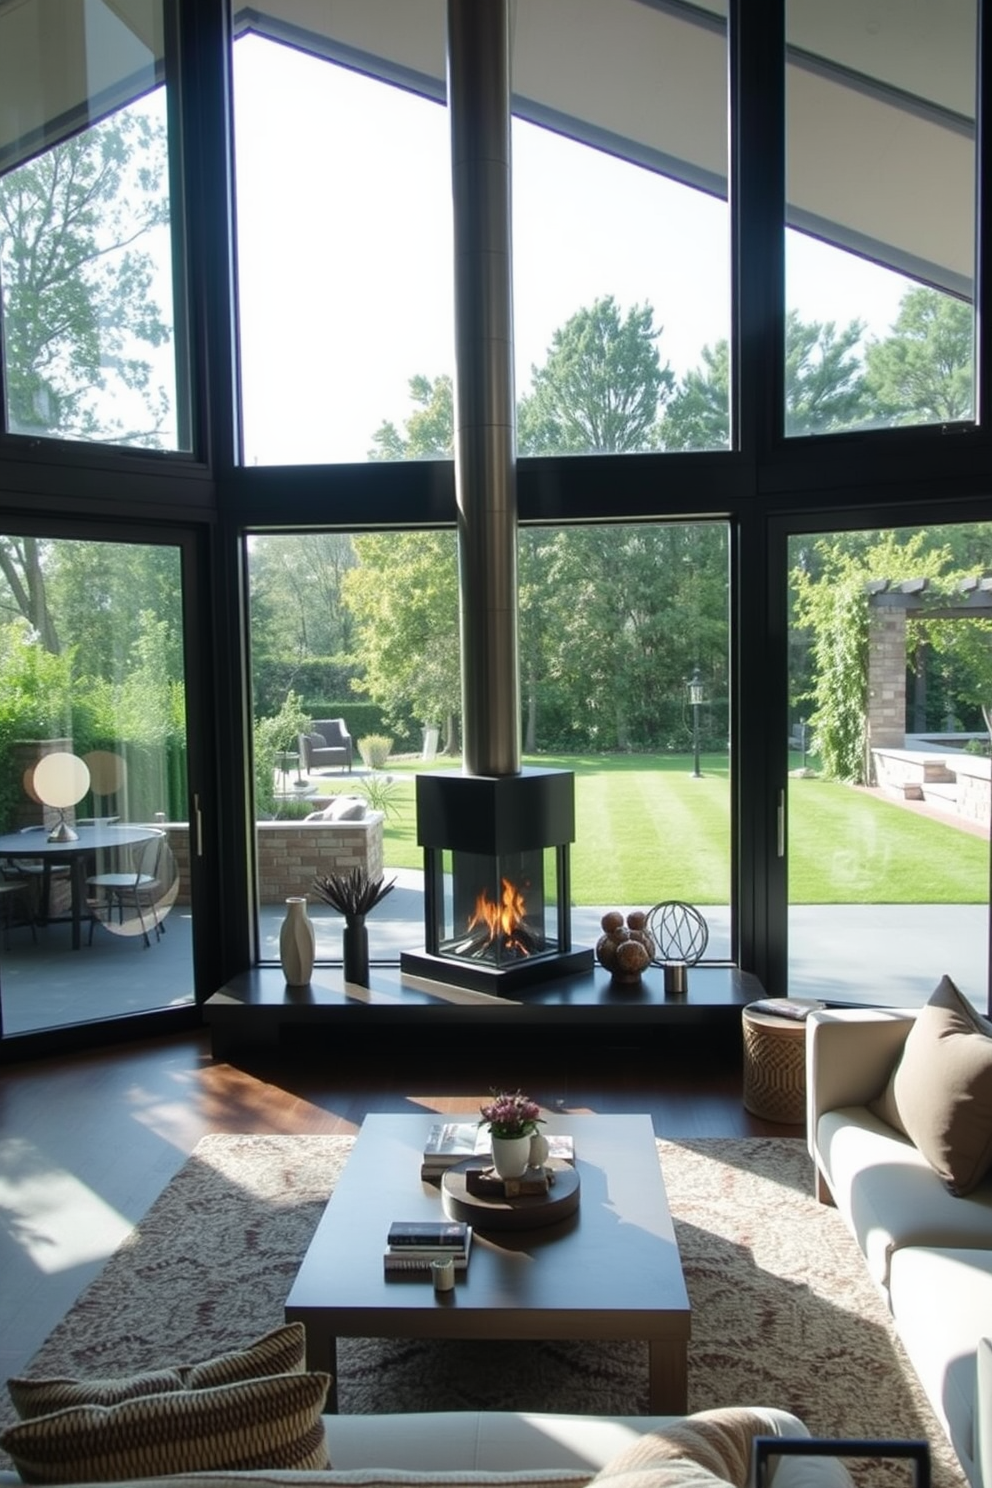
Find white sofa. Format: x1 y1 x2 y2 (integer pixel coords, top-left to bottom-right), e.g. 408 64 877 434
806 1000 992 1488
0 1408 851 1488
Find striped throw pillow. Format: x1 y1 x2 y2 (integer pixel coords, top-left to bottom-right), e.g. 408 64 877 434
0 1370 330 1484
8 1323 307 1419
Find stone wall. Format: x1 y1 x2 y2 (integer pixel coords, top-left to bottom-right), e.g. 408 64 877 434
160 814 385 905
871 746 990 828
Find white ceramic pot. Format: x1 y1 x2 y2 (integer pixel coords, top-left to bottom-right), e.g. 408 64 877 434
490 1133 532 1179
279 896 315 986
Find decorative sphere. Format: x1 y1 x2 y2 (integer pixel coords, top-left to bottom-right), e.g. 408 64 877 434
596 909 653 983
647 901 710 965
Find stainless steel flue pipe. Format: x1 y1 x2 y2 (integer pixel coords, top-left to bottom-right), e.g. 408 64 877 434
447 0 521 778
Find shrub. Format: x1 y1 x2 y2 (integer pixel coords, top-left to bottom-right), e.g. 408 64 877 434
359 772 401 819
358 734 393 770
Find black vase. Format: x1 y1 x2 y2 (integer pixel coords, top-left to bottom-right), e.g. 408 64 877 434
343 914 369 986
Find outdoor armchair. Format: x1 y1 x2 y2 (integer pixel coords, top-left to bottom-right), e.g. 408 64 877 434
298 718 353 773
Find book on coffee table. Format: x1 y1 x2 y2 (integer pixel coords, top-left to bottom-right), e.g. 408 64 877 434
387 1219 469 1249
384 1226 472 1275
420 1122 490 1177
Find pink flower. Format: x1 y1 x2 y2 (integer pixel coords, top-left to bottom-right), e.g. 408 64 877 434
479 1090 544 1138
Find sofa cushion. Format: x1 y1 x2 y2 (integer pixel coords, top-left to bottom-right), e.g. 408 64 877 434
867 975 992 1195
977 1336 992 1488
0 1371 330 1484
7 1325 307 1420
815 1106 992 1288
887 1247 992 1485
589 1408 771 1486
304 799 365 824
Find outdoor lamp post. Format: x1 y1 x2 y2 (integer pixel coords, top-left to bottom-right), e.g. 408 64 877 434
688 667 704 779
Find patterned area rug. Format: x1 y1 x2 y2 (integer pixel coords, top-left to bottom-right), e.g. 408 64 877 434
0 1134 966 1488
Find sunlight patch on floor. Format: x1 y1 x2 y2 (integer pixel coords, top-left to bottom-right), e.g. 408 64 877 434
0 1139 131 1274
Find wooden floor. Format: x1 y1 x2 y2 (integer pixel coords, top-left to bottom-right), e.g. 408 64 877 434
0 1022 797 1383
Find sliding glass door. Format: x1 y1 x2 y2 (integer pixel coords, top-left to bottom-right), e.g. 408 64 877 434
0 531 196 1035
785 517 991 1013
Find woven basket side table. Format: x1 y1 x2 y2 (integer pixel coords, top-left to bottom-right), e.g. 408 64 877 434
742 1006 808 1124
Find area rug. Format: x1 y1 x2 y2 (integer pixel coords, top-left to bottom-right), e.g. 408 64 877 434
0 1135 966 1488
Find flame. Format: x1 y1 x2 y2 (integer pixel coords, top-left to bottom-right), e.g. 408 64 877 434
468 877 530 955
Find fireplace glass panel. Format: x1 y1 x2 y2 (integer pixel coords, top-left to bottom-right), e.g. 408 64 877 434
433 847 562 967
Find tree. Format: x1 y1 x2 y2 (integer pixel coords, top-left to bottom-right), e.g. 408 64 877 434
249 534 357 662
0 105 172 445
784 311 867 436
661 341 730 453
342 532 461 752
0 537 60 652
864 287 973 425
370 375 453 460
517 296 673 454
663 312 867 449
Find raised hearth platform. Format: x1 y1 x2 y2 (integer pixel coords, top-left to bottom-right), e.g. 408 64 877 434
204 962 763 1059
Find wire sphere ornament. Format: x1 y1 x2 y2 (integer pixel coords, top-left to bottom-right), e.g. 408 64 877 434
647 900 709 967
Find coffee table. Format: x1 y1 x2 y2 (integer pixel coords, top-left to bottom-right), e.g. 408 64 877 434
285 1112 690 1413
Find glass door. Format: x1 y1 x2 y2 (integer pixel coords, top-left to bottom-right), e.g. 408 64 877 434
0 532 195 1035
785 518 991 1014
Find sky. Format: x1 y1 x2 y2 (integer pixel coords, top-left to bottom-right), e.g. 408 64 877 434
230 33 915 467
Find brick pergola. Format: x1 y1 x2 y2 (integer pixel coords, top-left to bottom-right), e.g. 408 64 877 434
866 577 992 769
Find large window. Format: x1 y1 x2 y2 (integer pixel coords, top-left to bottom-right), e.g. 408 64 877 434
232 0 731 464
247 520 731 967
784 0 977 436
0 0 189 450
232 16 453 467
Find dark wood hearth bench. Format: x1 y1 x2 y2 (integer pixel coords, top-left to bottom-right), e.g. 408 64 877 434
203 962 763 1060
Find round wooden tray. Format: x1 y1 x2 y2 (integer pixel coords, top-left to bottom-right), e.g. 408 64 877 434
440 1159 580 1231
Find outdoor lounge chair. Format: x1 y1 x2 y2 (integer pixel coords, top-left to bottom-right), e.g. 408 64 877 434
298 718 353 772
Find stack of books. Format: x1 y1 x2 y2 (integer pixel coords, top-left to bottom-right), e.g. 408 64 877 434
420 1121 491 1179
383 1219 472 1275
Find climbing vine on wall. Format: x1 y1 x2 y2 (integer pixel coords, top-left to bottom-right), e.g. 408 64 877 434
792 532 956 785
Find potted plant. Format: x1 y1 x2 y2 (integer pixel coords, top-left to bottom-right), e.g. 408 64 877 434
479 1090 545 1179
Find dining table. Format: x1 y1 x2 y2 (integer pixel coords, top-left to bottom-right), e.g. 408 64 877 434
0 823 160 950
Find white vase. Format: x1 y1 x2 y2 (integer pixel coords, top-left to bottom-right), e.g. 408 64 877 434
490 1134 532 1179
279 896 315 986
529 1131 550 1168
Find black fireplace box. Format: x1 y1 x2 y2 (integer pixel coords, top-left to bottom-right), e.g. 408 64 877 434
414 767 575 853
403 766 594 994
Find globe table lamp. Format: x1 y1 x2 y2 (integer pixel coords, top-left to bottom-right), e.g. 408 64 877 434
33 752 91 842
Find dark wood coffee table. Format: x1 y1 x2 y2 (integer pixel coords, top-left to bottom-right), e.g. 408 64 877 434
285 1112 690 1413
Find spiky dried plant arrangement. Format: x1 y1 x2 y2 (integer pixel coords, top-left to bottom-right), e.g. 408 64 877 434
312 866 396 919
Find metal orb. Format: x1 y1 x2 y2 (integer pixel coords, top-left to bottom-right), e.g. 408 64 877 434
647 900 709 966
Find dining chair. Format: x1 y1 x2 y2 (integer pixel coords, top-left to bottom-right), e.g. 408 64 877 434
10 825 72 923
0 867 37 948
87 830 171 948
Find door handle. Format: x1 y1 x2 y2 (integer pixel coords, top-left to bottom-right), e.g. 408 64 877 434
776 789 785 857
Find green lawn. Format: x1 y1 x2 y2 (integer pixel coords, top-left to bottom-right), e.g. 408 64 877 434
321 755 988 906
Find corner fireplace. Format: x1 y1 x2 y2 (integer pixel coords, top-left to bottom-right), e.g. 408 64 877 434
400 768 593 994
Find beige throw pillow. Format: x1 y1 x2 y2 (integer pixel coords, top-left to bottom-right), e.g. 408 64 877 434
591 1408 777 1488
7 1322 308 1420
867 974 992 1195
0 1370 330 1484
